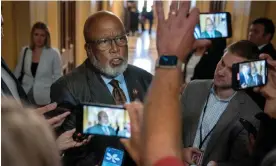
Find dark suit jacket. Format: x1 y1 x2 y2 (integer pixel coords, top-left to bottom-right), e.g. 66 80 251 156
260 43 276 60
252 74 263 86
184 39 226 81
239 73 254 88
50 59 152 166
240 72 265 111
181 80 261 166
1 57 30 105
226 113 276 166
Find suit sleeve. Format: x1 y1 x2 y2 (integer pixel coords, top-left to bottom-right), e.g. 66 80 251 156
50 79 78 133
216 114 276 166
52 48 63 83
215 128 250 166
14 47 27 78
50 80 99 166
216 110 261 166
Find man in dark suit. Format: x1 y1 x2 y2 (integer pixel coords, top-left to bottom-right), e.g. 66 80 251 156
50 11 152 166
251 64 263 86
248 18 276 60
239 63 254 89
85 111 116 136
201 17 222 38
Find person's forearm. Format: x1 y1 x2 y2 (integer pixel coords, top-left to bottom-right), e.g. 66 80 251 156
142 67 183 166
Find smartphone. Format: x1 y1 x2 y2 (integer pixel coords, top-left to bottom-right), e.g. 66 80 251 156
76 103 131 138
239 118 257 139
194 12 232 39
101 147 124 166
232 59 268 90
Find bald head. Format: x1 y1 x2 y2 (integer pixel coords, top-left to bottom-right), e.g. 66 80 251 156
83 11 125 42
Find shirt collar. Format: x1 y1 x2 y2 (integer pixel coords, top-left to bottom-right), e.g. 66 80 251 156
101 74 124 85
258 44 267 50
210 86 236 102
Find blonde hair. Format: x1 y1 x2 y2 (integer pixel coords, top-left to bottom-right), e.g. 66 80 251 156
30 22 51 49
1 98 61 166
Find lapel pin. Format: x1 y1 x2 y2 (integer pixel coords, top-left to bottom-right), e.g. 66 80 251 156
132 89 138 96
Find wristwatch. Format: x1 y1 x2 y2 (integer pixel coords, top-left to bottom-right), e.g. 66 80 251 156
155 55 185 72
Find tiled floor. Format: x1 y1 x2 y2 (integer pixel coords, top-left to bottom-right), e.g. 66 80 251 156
128 30 158 75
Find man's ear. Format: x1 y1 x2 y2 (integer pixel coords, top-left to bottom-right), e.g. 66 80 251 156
85 43 93 56
264 33 272 42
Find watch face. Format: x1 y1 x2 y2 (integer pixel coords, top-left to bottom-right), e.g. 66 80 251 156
159 56 178 66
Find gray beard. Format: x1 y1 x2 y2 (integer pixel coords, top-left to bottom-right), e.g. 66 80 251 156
91 56 128 78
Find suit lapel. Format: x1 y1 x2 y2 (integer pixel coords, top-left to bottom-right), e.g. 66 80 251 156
123 66 145 102
203 92 245 161
84 60 116 105
188 80 213 146
1 58 30 104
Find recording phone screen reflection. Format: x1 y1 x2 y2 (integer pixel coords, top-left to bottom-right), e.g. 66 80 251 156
194 13 228 39
238 60 266 89
82 105 130 138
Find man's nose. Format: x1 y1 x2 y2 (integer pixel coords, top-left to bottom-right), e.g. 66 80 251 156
110 40 119 53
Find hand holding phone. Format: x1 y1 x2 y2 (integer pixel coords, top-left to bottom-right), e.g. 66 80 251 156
232 59 268 90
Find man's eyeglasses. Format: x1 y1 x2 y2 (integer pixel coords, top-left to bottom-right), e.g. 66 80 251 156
88 34 128 51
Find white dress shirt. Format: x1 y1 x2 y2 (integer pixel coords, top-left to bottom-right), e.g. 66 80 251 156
258 44 267 50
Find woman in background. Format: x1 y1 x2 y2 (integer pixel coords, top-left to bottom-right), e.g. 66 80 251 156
14 22 62 106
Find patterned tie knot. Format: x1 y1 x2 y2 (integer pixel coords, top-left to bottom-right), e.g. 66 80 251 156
109 79 120 88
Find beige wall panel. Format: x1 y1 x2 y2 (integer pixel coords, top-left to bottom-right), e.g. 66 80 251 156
2 1 17 70
225 1 251 45
75 1 92 66
265 1 276 46
47 1 60 50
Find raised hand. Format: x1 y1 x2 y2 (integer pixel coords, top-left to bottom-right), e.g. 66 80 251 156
254 54 276 118
156 1 200 62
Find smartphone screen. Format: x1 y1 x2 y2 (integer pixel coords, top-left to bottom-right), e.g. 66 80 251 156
101 147 124 166
81 104 131 138
237 60 267 89
194 12 231 39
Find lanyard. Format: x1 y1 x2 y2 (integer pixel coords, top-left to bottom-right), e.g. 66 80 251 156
199 92 217 149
